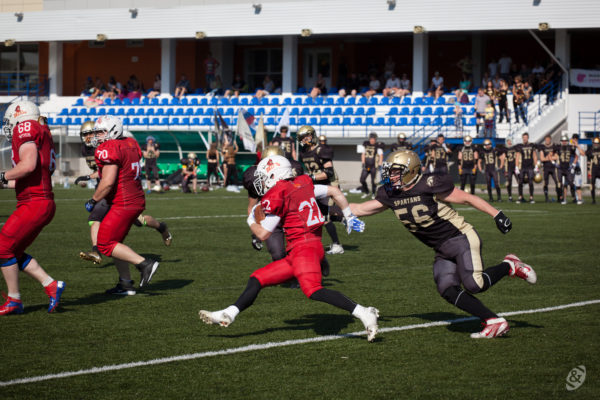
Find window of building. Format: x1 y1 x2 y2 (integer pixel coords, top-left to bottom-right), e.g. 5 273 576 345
0 43 39 92
245 48 282 91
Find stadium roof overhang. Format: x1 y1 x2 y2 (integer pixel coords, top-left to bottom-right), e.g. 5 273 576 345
0 0 599 43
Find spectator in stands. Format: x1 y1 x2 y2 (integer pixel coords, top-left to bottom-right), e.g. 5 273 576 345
90 77 106 99
484 101 495 138
363 75 381 98
204 52 220 89
430 71 444 91
347 73 361 96
126 74 142 100
481 72 491 88
484 80 497 108
382 73 401 97
474 87 491 135
104 76 122 100
454 88 470 104
531 62 545 76
224 74 248 98
174 74 190 99
383 56 395 80
434 85 444 101
310 73 327 99
491 73 502 89
497 79 510 123
255 75 275 100
459 73 471 92
512 76 527 124
209 75 223 96
83 76 94 95
142 136 161 191
498 53 512 79
488 59 498 78
399 73 411 95
147 74 161 100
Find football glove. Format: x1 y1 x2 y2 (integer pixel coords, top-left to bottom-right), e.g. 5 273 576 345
343 215 365 234
493 210 512 234
75 175 91 185
85 198 97 212
247 204 258 227
251 235 263 251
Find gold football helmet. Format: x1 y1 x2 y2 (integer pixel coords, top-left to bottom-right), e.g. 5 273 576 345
593 137 600 148
533 172 543 184
464 135 472 145
187 152 197 159
318 134 327 143
80 120 97 147
297 125 316 147
381 150 422 190
483 138 492 147
261 145 284 159
397 132 407 142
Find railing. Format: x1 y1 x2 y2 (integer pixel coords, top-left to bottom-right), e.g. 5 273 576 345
0 73 49 101
578 110 600 137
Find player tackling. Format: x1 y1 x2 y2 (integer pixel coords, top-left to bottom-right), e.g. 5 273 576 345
0 100 65 315
200 155 380 341
350 150 537 339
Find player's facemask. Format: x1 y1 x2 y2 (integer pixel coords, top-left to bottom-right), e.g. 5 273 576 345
91 130 109 148
381 150 422 192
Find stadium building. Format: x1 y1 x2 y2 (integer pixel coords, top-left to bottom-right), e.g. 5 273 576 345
0 0 599 186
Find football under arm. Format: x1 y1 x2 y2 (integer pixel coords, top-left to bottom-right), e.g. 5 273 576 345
92 164 118 202
4 142 37 181
349 199 388 217
439 187 498 218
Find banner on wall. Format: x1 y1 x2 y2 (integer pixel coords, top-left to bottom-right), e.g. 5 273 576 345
570 69 600 88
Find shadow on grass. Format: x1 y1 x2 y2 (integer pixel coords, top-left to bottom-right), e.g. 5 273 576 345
76 253 182 270
208 313 356 338
23 279 194 313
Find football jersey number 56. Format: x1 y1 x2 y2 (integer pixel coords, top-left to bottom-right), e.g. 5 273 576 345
299 197 325 227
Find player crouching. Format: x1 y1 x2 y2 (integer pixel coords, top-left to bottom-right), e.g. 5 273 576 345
199 155 379 342
85 116 159 294
0 100 65 314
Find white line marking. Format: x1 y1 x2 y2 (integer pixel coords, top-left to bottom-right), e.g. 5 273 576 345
0 299 598 387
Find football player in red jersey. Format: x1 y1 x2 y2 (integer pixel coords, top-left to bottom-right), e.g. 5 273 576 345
85 116 159 294
0 100 65 315
200 155 380 341
350 150 537 339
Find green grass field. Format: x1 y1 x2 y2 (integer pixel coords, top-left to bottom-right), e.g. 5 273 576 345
0 187 598 399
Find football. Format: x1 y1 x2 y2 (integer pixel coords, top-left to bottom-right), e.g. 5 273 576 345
201 185 210 192
254 204 266 223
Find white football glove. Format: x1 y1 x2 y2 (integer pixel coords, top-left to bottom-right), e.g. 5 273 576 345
247 204 258 228
343 215 366 234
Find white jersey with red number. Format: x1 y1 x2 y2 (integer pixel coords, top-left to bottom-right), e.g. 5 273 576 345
11 120 56 203
260 174 324 251
95 137 145 208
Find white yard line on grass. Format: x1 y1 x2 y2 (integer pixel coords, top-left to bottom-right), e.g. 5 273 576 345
1 299 598 387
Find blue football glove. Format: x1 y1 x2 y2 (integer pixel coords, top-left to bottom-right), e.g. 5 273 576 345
343 215 365 234
85 198 97 212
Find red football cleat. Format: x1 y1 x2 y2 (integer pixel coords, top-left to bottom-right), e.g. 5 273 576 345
0 294 24 315
44 280 66 313
470 317 509 339
504 254 537 284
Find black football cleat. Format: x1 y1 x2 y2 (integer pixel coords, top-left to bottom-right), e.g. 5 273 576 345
136 259 160 288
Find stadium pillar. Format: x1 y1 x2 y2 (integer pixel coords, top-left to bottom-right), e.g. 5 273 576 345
412 33 428 96
555 29 570 88
161 39 176 95
210 40 234 89
282 35 298 94
48 42 63 97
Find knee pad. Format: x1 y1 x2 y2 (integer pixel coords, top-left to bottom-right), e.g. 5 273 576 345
0 257 17 267
17 253 32 271
132 214 145 227
441 285 463 305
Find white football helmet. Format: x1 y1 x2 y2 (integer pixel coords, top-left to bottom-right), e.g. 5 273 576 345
254 155 293 196
92 115 123 147
2 100 40 141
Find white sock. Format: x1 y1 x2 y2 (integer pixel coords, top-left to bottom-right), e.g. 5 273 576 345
42 277 54 287
8 292 20 300
351 304 365 318
224 305 240 319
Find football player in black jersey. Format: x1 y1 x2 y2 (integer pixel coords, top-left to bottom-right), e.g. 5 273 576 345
457 135 478 194
298 126 345 255
538 134 561 202
516 133 538 204
478 139 504 202
428 134 452 175
360 132 384 198
422 139 438 175
350 150 537 339
586 137 600 204
557 135 579 204
181 153 200 193
75 122 172 268
390 132 413 153
270 125 296 161
503 138 518 201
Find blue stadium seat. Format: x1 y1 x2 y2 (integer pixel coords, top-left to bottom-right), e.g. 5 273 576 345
296 88 307 95
59 108 69 115
332 107 343 115
201 117 212 125
180 117 190 125
199 98 208 106
64 117 73 125
321 107 332 116
169 98 179 105
104 99 113 106
88 108 97 116
422 107 433 115
402 97 412 105
268 108 278 116
303 97 313 106
150 117 159 126
435 97 446 105
290 107 300 116
131 117 140 125
122 117 130 125
97 108 106 116
256 107 265 116
282 98 292 105
165 108 174 116
115 108 125 116
411 107 421 116
434 107 444 116
313 97 323 105
399 107 410 115
321 117 331 125
375 117 385 125
466 117 476 126
310 108 321 116
251 97 260 105
293 98 303 105
174 108 184 115
366 107 376 115
145 108 155 116
205 108 214 115
387 107 399 116
380 97 390 105
408 117 419 126
413 97 425 105
357 97 368 105
343 107 354 116
170 117 180 125
191 117 200 125
126 108 135 116
184 108 194 116
189 98 198 106
298 117 308 125
445 107 455 115
335 97 345 105
353 117 364 126
74 98 84 106
151 98 159 105
225 108 235 116
270 97 280 106
113 99 122 106
266 117 276 125
194 108 204 116
325 97 335 105
289 117 297 125
68 108 79 116
159 117 169 125
309 117 318 125
354 107 365 115
54 117 64 125
387 117 397 126
445 117 455 126
72 117 82 125
433 117 443 125
345 97 356 105
342 117 352 125
122 98 131 106
390 97 401 105
134 108 144 116
141 97 150 105
155 108 165 116
421 117 431 125
367 97 378 106
364 117 374 125
423 97 434 105
179 98 188 105
210 97 219 106
330 117 341 125
239 98 249 106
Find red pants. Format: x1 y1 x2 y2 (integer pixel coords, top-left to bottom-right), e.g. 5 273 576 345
97 205 144 256
251 239 324 297
0 200 55 259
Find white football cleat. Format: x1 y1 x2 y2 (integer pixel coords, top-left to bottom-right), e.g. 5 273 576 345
326 243 344 255
356 306 379 342
504 254 537 284
470 317 509 339
199 309 234 327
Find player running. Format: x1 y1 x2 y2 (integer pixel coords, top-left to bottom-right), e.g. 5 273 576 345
76 121 172 266
85 116 159 295
350 150 537 339
199 155 379 341
0 100 65 315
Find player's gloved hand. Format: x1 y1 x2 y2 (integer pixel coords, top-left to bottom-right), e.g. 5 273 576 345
75 175 91 185
515 166 520 175
247 204 258 227
574 165 581 175
251 235 263 251
85 198 97 212
494 210 512 234
458 167 462 175
343 215 365 234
